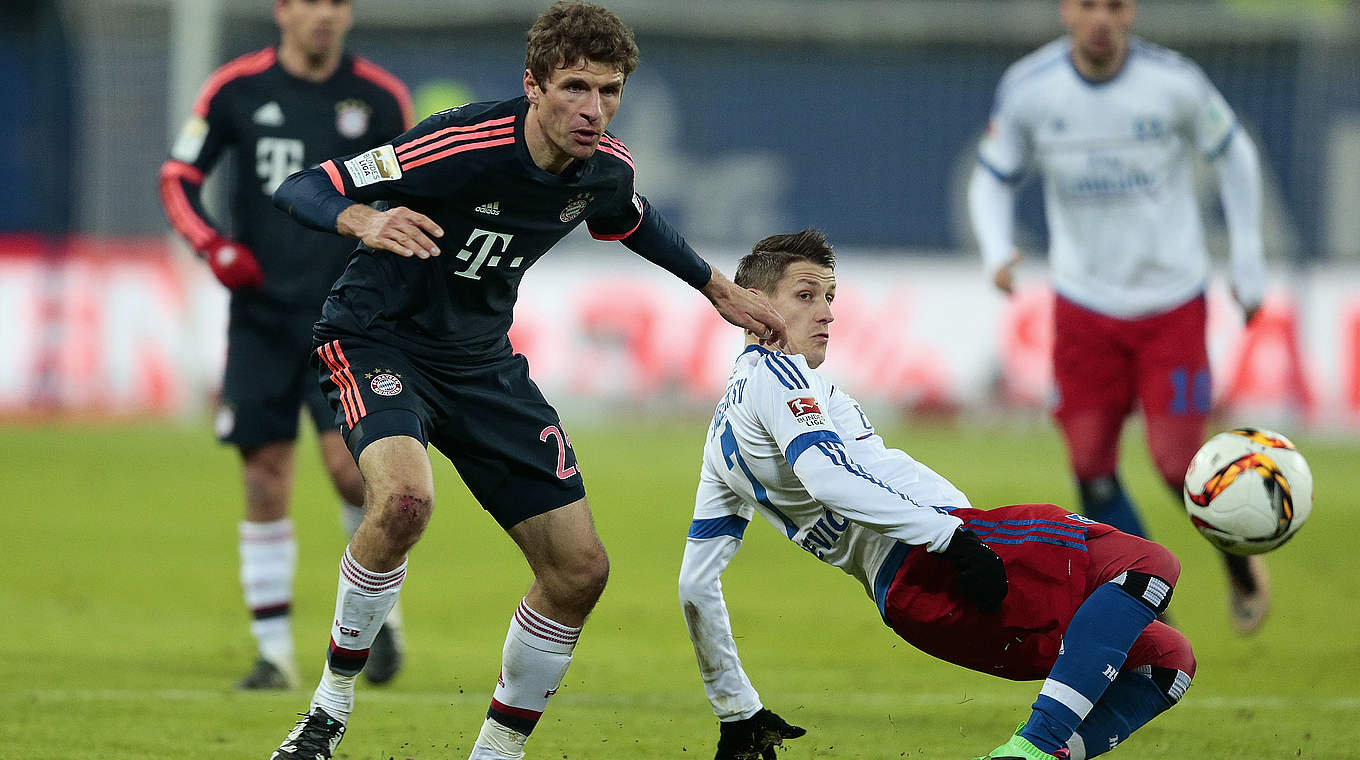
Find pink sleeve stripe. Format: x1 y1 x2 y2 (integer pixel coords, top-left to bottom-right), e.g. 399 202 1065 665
401 136 516 171
321 160 346 193
595 142 634 170
158 161 216 250
590 212 644 242
352 56 415 129
192 47 276 117
395 115 517 156
396 126 514 162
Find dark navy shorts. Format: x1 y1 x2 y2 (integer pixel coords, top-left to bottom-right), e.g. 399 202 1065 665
218 304 332 448
312 334 585 530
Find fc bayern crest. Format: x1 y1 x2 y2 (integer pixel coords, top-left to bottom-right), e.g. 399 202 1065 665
560 192 593 223
370 372 403 396
335 99 372 139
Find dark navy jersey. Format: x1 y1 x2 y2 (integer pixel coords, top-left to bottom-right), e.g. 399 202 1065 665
292 97 705 357
159 47 412 310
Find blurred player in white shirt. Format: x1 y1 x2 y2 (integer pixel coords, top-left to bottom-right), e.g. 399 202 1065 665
967 0 1270 633
681 229 1195 760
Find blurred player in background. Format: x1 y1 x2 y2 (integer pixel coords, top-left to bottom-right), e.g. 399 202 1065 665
158 0 413 689
681 228 1195 760
966 0 1270 633
264 2 785 758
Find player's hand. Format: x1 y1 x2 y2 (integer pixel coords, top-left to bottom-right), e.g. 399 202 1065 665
714 708 807 760
992 250 1021 295
204 239 264 290
940 528 1008 614
702 269 788 348
339 204 444 259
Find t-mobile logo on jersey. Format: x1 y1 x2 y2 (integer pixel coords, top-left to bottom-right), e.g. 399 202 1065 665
453 229 522 280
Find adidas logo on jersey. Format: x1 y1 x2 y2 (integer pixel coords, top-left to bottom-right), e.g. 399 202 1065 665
474 201 501 216
253 101 285 127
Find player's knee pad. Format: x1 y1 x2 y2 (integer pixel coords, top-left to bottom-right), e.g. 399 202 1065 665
1110 570 1174 616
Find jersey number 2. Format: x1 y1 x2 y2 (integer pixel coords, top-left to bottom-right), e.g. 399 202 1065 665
540 425 577 479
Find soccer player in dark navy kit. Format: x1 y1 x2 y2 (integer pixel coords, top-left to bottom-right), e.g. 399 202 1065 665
265 3 787 758
159 0 413 691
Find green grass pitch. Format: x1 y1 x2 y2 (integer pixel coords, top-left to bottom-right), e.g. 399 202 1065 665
3 417 1357 758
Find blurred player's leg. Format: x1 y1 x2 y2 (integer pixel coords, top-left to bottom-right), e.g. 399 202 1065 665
1052 296 1147 539
323 429 405 684
238 442 300 689
470 499 607 760
1138 296 1269 632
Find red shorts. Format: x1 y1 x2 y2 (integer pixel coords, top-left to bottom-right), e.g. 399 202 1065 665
883 504 1181 681
1052 294 1210 424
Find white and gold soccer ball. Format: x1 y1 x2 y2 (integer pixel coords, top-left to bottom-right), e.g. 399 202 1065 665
1183 427 1313 556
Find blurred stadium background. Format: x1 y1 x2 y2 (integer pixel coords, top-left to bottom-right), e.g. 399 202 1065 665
3 0 1359 428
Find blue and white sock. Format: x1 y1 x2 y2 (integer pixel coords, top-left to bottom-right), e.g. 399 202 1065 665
1066 666 1190 759
1021 573 1170 755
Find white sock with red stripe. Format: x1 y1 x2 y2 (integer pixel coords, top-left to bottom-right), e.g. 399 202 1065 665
339 502 405 633
470 599 581 759
309 547 406 722
238 518 296 672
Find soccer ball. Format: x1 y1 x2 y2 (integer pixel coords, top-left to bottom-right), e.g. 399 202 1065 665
1182 427 1313 556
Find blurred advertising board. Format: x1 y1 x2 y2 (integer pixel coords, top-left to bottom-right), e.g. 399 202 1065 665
0 235 1353 430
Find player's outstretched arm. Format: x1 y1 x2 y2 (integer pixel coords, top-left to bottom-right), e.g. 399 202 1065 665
701 268 787 347
714 708 807 760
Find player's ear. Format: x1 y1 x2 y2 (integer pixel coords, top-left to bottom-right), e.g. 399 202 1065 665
523 70 540 103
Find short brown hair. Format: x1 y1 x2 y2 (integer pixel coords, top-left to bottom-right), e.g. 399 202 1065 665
735 228 837 293
525 2 639 87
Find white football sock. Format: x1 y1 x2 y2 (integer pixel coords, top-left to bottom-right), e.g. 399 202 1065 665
474 597 579 758
239 518 296 668
310 548 405 719
339 501 404 633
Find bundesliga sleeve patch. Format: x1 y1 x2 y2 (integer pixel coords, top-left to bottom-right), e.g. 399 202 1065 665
786 396 828 427
344 144 402 187
170 116 208 163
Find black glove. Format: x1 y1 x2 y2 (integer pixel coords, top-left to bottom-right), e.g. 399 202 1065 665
715 708 807 760
939 528 1008 614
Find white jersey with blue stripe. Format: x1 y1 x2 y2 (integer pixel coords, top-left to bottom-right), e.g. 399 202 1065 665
978 37 1240 317
691 345 966 600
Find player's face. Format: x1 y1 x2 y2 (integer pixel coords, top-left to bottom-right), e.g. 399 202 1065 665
765 263 836 369
1061 0 1135 72
276 0 353 60
524 60 625 173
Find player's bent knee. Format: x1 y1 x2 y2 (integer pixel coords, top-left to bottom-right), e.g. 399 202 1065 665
1128 540 1181 586
371 489 434 547
1149 628 1195 705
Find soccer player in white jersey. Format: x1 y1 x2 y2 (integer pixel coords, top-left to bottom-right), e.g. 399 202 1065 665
682 228 1196 760
966 0 1270 633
